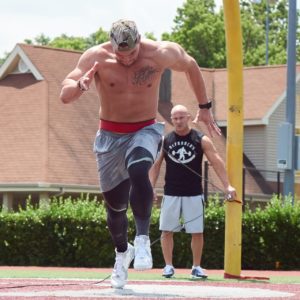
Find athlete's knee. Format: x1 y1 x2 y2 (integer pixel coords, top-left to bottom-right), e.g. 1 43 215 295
128 161 153 204
128 161 152 185
105 204 128 252
104 195 127 227
126 148 154 219
127 148 152 182
102 179 130 213
104 193 128 243
126 147 153 171
103 184 129 227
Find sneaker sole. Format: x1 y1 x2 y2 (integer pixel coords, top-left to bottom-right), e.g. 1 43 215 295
162 274 174 278
133 264 153 271
190 275 208 279
111 282 126 289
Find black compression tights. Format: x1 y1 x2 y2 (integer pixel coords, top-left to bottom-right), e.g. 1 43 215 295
103 148 154 252
103 180 130 253
128 159 153 234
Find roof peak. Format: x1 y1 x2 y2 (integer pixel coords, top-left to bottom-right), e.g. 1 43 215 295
18 43 83 54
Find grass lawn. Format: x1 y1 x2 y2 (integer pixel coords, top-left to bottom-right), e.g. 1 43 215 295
0 268 299 284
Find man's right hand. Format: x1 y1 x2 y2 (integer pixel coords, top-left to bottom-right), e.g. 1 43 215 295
77 61 99 91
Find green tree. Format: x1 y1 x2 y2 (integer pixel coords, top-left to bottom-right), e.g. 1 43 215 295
144 32 157 41
166 0 299 67
34 34 51 46
23 34 51 47
21 28 110 53
86 27 109 48
49 34 89 51
170 0 226 68
2 0 299 67
161 32 173 41
240 0 291 65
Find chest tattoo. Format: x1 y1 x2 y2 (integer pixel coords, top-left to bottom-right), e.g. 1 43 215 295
132 66 158 86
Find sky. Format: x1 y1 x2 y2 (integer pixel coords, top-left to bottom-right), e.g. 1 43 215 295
0 0 299 58
0 0 222 58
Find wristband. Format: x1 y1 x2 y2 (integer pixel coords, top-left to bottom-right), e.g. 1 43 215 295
77 79 86 91
198 101 212 109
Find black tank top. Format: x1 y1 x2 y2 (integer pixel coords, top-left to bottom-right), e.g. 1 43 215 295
163 129 204 196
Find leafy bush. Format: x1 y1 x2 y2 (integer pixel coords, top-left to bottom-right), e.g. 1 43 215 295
242 196 300 270
0 194 299 270
0 195 110 267
202 195 225 268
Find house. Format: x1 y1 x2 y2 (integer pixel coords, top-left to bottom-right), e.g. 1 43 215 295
0 44 298 210
164 64 300 197
0 44 100 210
211 65 300 188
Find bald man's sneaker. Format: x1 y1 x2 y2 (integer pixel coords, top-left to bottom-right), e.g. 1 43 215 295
162 265 175 278
190 266 208 279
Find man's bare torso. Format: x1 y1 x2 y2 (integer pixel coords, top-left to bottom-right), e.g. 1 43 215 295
92 41 165 123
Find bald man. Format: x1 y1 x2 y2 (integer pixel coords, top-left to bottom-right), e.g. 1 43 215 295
149 105 236 279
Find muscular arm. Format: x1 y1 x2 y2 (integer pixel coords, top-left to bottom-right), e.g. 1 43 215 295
201 136 236 197
60 69 84 103
159 42 221 136
149 146 164 188
59 48 99 104
165 44 209 106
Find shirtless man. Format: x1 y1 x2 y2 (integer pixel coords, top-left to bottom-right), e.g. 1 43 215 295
60 19 220 289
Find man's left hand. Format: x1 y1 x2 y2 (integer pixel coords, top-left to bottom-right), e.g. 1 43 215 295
193 109 221 137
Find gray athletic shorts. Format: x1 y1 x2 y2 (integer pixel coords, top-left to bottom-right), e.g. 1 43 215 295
159 195 205 233
93 122 164 192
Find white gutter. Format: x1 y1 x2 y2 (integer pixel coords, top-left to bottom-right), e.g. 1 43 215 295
0 182 101 194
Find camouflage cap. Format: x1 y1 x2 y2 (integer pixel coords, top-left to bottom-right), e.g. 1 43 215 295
110 19 139 51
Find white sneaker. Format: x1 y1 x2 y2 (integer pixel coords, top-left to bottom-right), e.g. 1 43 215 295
162 265 175 278
133 235 153 270
111 243 135 289
190 266 208 279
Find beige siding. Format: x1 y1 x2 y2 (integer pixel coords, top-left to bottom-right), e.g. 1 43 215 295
244 74 300 185
295 78 300 184
244 126 266 170
296 78 300 130
265 100 286 181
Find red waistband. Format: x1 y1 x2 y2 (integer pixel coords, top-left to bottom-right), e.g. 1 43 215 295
99 119 156 133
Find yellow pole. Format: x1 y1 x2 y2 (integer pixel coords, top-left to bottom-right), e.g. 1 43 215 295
223 0 244 277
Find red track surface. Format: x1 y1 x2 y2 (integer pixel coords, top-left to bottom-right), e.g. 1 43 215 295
1 266 300 277
0 267 299 300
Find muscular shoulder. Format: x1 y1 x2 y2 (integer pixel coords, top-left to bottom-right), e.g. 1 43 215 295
151 40 195 71
159 41 185 54
78 43 112 68
200 135 215 152
139 40 184 65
